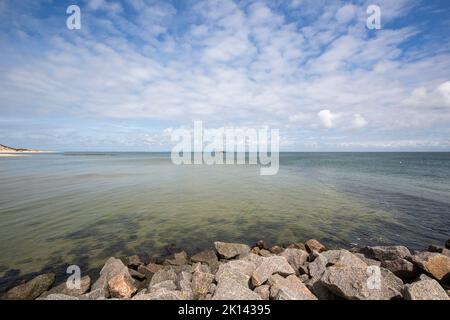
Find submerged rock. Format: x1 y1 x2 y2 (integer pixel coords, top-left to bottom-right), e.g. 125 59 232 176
404 279 449 300
214 242 250 259
4 273 55 300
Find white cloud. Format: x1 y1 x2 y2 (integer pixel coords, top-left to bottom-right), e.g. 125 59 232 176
352 114 368 129
336 4 357 24
0 0 449 150
318 110 338 128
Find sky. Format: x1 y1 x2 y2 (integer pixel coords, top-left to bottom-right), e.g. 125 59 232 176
0 0 450 151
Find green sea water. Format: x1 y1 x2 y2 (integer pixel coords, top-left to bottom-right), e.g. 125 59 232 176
0 152 449 289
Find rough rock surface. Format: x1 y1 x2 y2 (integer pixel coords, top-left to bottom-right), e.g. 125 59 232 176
305 239 326 253
92 257 130 294
280 248 309 272
213 278 261 300
191 250 219 272
404 279 449 300
108 274 137 298
320 266 403 300
254 285 270 300
268 274 317 300
276 287 317 300
191 270 214 299
359 246 411 261
410 252 450 282
380 259 418 280
40 276 91 298
214 242 250 259
251 256 295 286
39 293 79 300
322 250 367 268
149 267 178 287
166 251 189 266
4 273 55 300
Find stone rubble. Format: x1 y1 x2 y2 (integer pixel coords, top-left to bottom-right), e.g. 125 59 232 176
2 237 450 300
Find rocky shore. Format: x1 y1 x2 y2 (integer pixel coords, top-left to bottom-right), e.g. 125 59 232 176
2 238 450 300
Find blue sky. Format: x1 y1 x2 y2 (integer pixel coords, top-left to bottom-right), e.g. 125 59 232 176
0 0 450 151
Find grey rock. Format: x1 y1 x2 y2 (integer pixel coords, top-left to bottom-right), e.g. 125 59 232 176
149 280 177 292
446 239 450 250
220 260 257 277
4 273 55 300
270 245 284 254
124 255 142 269
191 250 219 272
305 239 326 253
166 251 189 266
259 249 272 257
214 242 250 259
404 279 449 300
213 278 261 300
149 267 178 287
359 246 411 261
39 293 79 300
79 288 107 300
92 257 130 294
191 270 214 299
308 254 328 280
320 266 403 300
268 274 317 300
177 271 192 293
322 250 367 268
254 285 270 300
380 258 418 280
280 248 309 272
241 253 265 268
216 264 250 288
354 253 381 266
40 276 91 298
256 240 268 250
128 269 146 280
410 252 450 282
306 278 336 300
251 256 295 286
275 287 317 300
132 288 191 300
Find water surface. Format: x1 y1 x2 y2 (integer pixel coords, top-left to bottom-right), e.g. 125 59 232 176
0 152 449 288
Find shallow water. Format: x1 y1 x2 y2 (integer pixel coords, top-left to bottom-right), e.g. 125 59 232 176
0 152 449 286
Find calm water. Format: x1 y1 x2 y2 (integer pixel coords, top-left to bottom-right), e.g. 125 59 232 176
0 152 449 288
